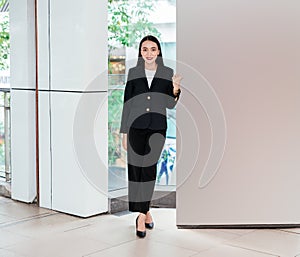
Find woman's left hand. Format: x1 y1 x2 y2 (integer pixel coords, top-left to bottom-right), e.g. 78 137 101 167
172 74 183 94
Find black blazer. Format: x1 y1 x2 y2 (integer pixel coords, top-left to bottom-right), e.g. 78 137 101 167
120 64 179 133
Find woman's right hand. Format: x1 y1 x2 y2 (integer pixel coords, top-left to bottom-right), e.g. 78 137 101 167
122 134 127 151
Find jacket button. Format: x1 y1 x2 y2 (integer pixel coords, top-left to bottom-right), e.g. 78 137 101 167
147 96 151 100
146 108 150 112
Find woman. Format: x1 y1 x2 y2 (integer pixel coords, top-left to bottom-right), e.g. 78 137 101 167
120 35 182 238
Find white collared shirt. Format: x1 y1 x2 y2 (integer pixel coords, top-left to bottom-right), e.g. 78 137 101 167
145 69 156 88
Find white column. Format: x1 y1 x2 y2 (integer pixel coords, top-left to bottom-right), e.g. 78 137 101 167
10 0 108 217
10 0 37 203
38 0 108 216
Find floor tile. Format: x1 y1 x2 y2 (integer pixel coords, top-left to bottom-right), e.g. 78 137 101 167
220 229 255 236
2 212 89 238
5 232 111 257
192 244 278 257
2 196 300 257
0 196 14 204
280 228 300 235
228 229 300 256
197 229 245 241
0 214 17 225
147 227 240 252
0 201 54 220
0 249 27 257
62 215 137 246
119 208 177 231
0 229 31 248
84 239 198 257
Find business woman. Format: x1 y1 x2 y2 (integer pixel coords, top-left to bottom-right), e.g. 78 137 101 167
120 35 182 238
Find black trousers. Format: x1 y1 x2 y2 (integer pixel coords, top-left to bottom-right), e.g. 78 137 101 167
127 127 166 214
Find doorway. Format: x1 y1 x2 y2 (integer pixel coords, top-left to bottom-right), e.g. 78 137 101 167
107 0 177 212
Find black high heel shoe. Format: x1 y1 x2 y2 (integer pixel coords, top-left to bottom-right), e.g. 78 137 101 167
145 212 154 229
136 215 146 238
145 221 154 229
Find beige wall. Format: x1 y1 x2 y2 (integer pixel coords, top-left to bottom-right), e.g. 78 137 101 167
177 0 300 225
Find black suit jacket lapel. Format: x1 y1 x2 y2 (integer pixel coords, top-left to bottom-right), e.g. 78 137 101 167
136 65 149 91
150 65 163 90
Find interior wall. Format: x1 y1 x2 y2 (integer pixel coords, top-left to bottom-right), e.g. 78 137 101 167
176 0 300 226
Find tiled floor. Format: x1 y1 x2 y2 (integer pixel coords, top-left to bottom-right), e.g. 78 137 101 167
1 196 300 257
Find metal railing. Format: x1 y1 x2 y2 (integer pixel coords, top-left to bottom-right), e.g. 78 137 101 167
0 88 11 182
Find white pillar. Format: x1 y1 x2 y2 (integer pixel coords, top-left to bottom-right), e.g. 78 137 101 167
10 0 37 203
10 0 108 217
38 0 108 217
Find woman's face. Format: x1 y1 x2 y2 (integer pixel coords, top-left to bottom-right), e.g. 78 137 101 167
140 40 160 66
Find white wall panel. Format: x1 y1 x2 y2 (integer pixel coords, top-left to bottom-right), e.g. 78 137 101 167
11 90 36 202
37 0 50 91
10 0 37 202
50 0 107 92
177 0 300 226
36 0 108 216
9 0 36 90
51 92 108 217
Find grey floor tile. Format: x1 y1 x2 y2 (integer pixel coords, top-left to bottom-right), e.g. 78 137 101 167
0 201 53 220
62 215 137 246
147 228 240 252
280 228 300 235
0 196 14 204
219 228 255 236
5 233 111 257
0 214 17 225
0 229 31 248
192 244 278 257
2 212 90 238
118 208 177 231
83 239 198 257
1 197 300 257
227 229 300 256
0 249 27 257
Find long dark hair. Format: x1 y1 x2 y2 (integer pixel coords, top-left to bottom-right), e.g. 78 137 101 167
136 35 164 67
